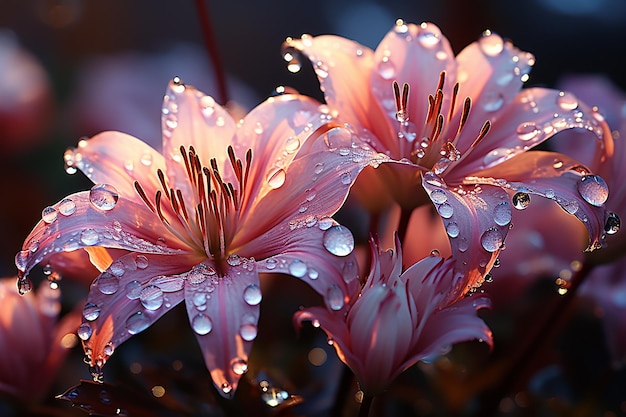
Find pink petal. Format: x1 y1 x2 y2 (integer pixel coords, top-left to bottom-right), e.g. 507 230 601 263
17 192 188 280
453 31 533 152
471 151 610 250
283 35 388 140
370 22 456 157
407 295 492 364
66 131 167 206
160 78 237 183
450 88 613 179
183 260 260 397
421 173 511 294
81 253 196 372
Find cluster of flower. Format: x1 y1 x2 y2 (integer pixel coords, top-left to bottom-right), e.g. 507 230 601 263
4 19 625 416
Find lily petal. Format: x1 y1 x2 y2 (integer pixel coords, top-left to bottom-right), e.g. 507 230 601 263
80 253 198 374
184 259 260 397
17 192 188 280
469 151 610 250
421 172 511 294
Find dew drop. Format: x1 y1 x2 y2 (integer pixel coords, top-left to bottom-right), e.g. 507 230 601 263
191 313 213 335
480 228 504 252
126 311 150 335
227 254 242 266
605 212 620 235
577 175 608 206
265 258 277 270
479 31 504 56
89 184 119 211
417 23 441 48
446 222 460 238
58 198 76 216
103 343 114 356
512 192 531 210
429 189 448 204
285 136 300 153
239 323 258 341
562 200 579 214
242 284 262 305
80 228 100 246
340 172 351 185
493 201 512 226
377 57 395 80
232 358 248 375
288 259 308 277
77 323 93 340
314 162 324 174
192 292 207 308
83 302 101 321
42 206 58 223
17 277 32 295
221 383 233 395
557 91 579 111
125 280 142 299
136 255 149 269
323 225 355 256
437 203 454 219
139 285 164 310
483 92 504 112
325 285 344 311
266 168 286 189
97 273 119 295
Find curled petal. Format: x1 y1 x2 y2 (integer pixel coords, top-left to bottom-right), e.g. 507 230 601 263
421 173 511 295
452 88 613 178
17 192 187 280
81 253 197 372
184 260 260 397
469 151 610 250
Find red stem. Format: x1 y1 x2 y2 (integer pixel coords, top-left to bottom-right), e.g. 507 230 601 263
194 0 229 104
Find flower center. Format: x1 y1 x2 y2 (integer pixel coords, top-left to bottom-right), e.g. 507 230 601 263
392 72 491 172
135 145 251 274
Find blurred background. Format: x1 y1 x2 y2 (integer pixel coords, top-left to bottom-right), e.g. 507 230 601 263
1 1 626 416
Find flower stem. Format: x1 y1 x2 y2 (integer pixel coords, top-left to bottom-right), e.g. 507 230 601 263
194 0 229 104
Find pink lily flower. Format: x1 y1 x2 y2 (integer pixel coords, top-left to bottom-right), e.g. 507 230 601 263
284 20 614 293
294 236 493 396
15 78 386 397
0 277 79 403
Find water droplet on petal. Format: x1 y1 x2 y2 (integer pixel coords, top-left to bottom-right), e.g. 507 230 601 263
557 91 579 111
221 383 233 395
377 56 395 80
479 30 504 56
90 184 119 211
126 311 150 334
288 259 308 277
483 92 504 112
325 285 344 311
232 358 248 375
605 212 620 235
265 258 277 270
58 198 76 216
243 284 262 305
417 23 441 48
480 228 504 252
437 203 454 219
83 302 101 321
136 255 149 269
17 277 32 294
80 228 100 245
125 280 142 299
493 201 512 226
77 323 93 340
323 225 355 256
266 168 286 189
191 313 213 335
97 273 119 295
139 285 164 310
42 206 58 223
429 189 448 204
512 192 531 210
239 323 258 341
446 222 460 238
577 175 608 206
